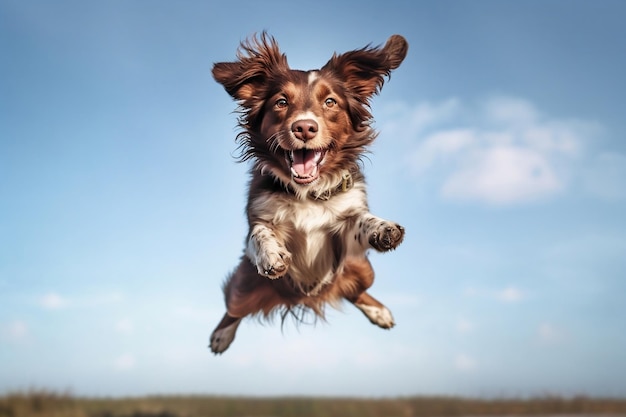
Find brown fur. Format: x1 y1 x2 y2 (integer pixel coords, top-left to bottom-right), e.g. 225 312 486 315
209 33 408 354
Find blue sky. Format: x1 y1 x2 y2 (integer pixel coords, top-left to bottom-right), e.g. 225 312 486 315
1 0 625 398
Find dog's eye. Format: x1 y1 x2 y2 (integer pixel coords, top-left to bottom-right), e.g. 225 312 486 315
275 98 288 108
324 98 337 108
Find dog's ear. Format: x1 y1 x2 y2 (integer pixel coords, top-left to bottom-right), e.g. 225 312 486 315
213 33 288 105
321 35 408 99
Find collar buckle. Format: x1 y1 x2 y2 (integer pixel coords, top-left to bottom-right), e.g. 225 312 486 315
341 171 353 192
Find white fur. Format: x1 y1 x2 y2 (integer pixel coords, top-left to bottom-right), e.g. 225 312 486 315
246 224 291 279
308 71 319 84
293 110 319 124
247 180 375 292
210 319 241 354
355 303 395 328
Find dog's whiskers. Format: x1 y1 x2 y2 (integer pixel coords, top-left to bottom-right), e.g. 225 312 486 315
266 131 284 154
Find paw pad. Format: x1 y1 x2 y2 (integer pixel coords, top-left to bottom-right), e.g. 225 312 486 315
369 223 405 251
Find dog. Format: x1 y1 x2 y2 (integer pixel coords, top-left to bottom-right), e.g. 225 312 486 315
210 33 408 354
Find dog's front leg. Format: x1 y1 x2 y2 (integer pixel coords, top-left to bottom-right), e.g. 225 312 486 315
246 223 292 279
354 213 405 252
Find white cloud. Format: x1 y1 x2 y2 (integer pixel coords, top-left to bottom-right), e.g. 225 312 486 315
85 292 125 306
484 96 539 127
408 129 475 176
257 335 343 371
3 320 28 341
456 317 475 334
114 353 136 371
464 286 524 303
377 292 422 307
38 292 124 311
172 305 215 323
455 353 477 371
496 286 524 303
115 318 134 335
441 145 562 204
381 97 461 141
538 322 564 344
394 96 607 205
40 292 67 309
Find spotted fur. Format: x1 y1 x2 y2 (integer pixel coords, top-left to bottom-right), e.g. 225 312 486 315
210 33 408 354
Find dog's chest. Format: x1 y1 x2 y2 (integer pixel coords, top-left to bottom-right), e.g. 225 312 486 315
289 199 340 233
252 187 366 291
270 188 363 235
283 199 346 292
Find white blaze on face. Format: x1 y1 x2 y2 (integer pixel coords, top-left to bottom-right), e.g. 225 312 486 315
289 108 326 183
308 71 319 85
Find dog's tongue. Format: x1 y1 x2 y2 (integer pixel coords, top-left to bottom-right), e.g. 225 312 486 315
292 149 317 177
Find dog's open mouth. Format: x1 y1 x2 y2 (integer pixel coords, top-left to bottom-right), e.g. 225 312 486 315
286 148 326 185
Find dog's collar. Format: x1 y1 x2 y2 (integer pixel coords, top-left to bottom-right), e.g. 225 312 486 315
283 170 354 200
309 170 354 201
282 170 354 200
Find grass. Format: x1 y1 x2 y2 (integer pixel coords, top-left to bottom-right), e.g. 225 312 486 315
1 390 626 417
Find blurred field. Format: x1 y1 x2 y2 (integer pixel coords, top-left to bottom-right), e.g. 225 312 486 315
1 390 626 417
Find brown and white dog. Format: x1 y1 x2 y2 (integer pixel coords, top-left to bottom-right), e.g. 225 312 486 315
210 33 408 354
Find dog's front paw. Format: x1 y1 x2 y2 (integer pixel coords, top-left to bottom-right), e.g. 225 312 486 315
256 246 291 279
369 222 405 252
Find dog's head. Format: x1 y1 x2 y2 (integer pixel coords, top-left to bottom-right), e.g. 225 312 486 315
213 33 408 197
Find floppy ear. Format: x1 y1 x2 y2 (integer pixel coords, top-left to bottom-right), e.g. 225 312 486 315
321 34 408 99
212 61 258 102
212 32 289 105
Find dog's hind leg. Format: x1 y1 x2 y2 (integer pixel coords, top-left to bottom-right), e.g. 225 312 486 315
210 257 291 354
210 313 241 354
352 291 395 329
337 257 395 329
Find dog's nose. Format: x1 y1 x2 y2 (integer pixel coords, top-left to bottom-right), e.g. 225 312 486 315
291 119 318 142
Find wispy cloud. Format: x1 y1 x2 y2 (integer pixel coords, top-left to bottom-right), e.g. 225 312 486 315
441 145 562 204
40 292 67 310
115 318 134 335
380 97 461 141
114 353 136 371
456 317 475 334
85 292 125 307
538 322 565 344
37 291 125 311
384 96 610 205
172 305 215 323
377 292 422 307
464 286 525 303
496 286 525 303
455 353 477 371
257 336 343 371
2 320 29 341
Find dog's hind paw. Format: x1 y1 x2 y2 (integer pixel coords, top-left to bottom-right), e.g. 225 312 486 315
210 318 241 354
356 303 396 329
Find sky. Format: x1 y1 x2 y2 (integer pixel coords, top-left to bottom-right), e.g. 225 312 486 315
1 0 626 398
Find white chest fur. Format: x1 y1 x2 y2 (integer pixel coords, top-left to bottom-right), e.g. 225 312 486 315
248 183 369 293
